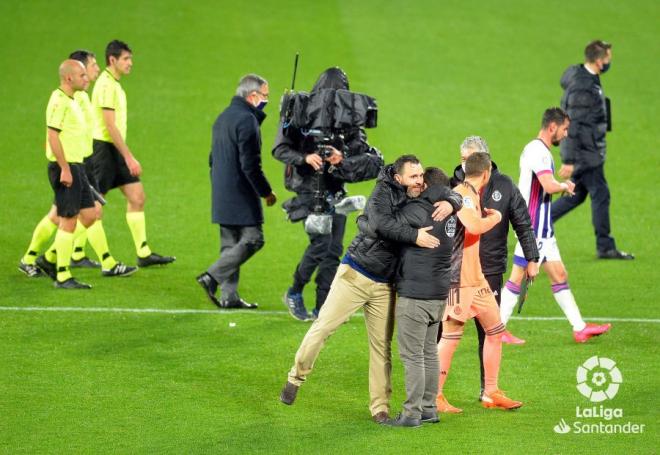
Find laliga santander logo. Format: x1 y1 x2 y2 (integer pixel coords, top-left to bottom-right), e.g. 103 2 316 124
576 356 622 402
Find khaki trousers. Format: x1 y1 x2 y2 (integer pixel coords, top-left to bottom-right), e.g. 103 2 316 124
288 263 395 415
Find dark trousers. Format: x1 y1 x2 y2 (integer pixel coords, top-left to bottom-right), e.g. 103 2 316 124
292 213 347 312
551 164 616 253
207 225 264 302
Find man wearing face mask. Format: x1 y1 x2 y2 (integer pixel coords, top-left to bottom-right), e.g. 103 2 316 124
196 74 277 309
273 67 384 321
553 40 634 260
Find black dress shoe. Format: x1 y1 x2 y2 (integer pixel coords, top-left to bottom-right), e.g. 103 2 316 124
196 273 221 308
597 249 635 260
221 298 258 309
384 413 421 428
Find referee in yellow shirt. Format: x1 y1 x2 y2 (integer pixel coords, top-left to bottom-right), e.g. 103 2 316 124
91 40 174 267
20 51 137 279
37 60 96 288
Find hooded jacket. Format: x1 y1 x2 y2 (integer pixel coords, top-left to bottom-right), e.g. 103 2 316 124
451 162 538 275
209 96 272 226
272 68 383 216
395 184 456 300
346 165 463 282
559 64 609 172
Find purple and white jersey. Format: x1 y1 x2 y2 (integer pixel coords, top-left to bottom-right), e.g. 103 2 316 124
518 139 554 239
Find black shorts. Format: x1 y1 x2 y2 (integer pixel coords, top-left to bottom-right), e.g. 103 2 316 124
83 156 100 192
48 162 95 218
91 139 140 194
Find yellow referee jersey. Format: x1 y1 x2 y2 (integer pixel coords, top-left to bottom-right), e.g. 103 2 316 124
92 68 127 142
46 88 87 163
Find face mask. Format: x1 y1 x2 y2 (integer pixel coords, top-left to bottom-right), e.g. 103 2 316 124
256 100 268 111
461 162 466 172
601 62 611 73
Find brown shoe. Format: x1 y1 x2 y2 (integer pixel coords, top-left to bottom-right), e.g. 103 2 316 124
280 382 299 405
372 411 389 424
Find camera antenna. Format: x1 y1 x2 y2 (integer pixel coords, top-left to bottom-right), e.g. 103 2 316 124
291 52 299 90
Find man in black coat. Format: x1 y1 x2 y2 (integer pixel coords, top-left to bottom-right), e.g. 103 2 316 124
280 155 462 424
444 136 539 398
553 40 633 260
273 67 384 320
196 74 277 309
386 168 456 427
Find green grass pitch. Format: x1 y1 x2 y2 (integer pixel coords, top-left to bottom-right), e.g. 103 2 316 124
0 0 658 453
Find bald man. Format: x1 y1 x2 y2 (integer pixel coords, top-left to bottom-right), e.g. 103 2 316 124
35 60 97 288
21 51 137 279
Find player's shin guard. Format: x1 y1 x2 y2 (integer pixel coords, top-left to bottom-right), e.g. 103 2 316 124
22 216 57 265
499 281 520 324
71 222 88 261
437 330 463 393
126 211 152 258
54 230 74 282
552 283 586 331
483 323 506 394
87 221 117 270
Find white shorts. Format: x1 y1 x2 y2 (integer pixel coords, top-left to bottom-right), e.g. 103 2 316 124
513 236 562 267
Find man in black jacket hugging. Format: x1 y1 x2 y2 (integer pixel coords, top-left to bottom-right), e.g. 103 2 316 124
385 168 456 428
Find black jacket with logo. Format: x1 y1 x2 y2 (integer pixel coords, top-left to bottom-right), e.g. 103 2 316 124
395 185 455 300
451 162 538 275
559 64 609 173
347 165 462 281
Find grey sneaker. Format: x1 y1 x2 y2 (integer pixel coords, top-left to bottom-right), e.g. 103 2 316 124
280 381 299 405
421 411 440 424
283 288 309 321
384 413 421 428
18 260 44 278
102 262 138 277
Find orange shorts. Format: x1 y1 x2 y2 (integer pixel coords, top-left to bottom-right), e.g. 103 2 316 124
442 280 501 330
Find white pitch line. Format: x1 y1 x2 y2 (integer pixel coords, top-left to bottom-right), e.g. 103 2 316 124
0 306 658 324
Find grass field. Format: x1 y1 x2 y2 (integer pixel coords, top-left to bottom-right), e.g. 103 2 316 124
1 0 659 453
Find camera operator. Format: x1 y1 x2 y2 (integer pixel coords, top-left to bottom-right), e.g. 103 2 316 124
273 67 384 321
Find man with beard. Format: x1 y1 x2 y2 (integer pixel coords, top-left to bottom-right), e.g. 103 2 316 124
499 108 612 343
280 155 462 424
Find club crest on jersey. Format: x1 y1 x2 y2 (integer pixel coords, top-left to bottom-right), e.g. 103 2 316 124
463 196 474 209
445 216 457 237
492 190 502 202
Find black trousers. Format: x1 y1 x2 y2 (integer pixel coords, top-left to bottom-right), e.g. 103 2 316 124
551 164 616 253
435 274 502 395
291 213 347 312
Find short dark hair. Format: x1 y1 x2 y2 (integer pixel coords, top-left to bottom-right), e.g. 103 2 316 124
464 152 491 177
424 167 450 187
393 154 420 175
584 40 612 63
105 40 131 65
542 107 570 129
69 50 95 65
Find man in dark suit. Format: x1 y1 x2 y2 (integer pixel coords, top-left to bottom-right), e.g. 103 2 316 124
196 74 277 309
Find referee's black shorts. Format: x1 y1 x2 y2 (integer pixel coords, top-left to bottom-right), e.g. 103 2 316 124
91 139 140 194
83 155 100 192
48 162 95 218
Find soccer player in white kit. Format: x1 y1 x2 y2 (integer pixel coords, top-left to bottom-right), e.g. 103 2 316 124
499 108 611 343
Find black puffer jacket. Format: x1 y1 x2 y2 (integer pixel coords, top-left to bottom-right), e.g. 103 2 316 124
395 184 455 300
272 68 383 216
347 165 462 281
559 64 609 172
451 162 538 275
